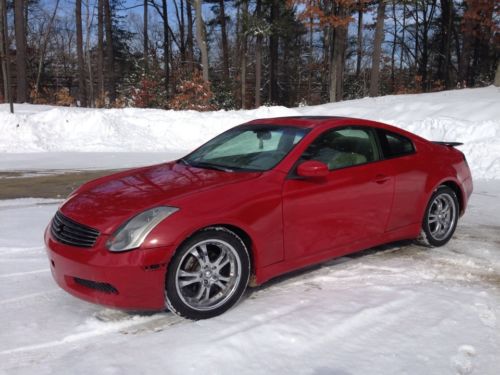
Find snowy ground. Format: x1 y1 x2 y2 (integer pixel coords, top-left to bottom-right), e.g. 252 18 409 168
0 182 499 375
1 88 499 374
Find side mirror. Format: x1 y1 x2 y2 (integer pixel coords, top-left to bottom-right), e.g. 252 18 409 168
296 160 329 178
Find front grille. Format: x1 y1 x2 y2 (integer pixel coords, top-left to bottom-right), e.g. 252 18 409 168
74 277 118 294
51 211 100 248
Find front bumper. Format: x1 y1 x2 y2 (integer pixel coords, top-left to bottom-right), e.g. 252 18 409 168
44 227 175 311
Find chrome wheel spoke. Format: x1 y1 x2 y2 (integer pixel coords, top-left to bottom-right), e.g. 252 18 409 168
427 192 457 241
214 280 227 290
194 284 207 301
178 269 202 288
174 239 242 312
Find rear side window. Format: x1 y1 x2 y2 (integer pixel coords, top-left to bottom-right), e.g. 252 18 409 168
301 127 380 170
377 130 415 158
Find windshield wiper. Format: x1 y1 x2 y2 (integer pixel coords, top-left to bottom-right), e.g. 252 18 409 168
178 158 191 166
189 161 234 172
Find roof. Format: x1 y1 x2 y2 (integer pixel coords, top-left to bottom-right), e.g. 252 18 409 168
246 116 353 128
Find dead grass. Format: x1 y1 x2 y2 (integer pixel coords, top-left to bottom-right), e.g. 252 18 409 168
0 170 117 199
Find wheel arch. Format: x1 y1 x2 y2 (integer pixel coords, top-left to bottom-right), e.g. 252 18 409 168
440 180 464 215
169 223 258 279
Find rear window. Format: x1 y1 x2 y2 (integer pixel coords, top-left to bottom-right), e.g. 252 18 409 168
377 129 415 158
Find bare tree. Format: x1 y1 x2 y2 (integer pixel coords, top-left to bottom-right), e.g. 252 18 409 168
104 0 115 101
269 0 279 103
254 0 262 108
34 0 60 98
494 60 500 87
144 0 149 71
76 0 87 106
219 0 229 80
97 0 104 101
14 0 27 102
329 4 349 102
369 0 386 97
0 0 13 112
194 0 209 82
240 0 247 108
0 0 8 100
356 1 364 77
162 0 170 92
186 0 194 74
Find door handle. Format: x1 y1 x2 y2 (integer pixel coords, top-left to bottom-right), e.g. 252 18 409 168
374 174 390 184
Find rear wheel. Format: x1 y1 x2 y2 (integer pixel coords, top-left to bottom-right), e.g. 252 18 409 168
165 228 250 320
421 186 459 247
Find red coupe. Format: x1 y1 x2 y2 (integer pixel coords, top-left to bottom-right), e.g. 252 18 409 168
45 116 473 319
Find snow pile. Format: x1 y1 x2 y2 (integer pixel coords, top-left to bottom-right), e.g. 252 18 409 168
1 86 499 179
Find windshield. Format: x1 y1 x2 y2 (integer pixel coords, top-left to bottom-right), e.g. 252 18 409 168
182 125 309 172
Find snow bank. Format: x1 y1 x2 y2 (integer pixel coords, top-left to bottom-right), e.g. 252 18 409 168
1 86 499 179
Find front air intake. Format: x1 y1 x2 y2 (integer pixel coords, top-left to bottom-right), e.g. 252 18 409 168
74 277 118 294
51 211 100 248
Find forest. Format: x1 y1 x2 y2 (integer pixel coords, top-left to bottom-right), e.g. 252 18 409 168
0 0 498 111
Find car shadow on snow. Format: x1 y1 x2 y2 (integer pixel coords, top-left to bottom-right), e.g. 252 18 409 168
247 239 419 297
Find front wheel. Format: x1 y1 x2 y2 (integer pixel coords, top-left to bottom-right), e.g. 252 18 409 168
421 186 459 247
165 228 250 320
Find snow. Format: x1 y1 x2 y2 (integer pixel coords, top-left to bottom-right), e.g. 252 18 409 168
0 87 499 373
0 182 499 374
1 86 499 178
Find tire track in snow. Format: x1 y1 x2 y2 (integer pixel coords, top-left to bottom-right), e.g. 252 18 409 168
0 312 182 356
0 290 59 304
0 269 49 278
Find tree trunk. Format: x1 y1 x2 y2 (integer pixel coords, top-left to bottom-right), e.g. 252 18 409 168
76 0 87 107
334 21 347 101
219 0 229 80
162 0 170 93
194 0 209 82
240 0 247 109
175 0 186 68
391 1 396 91
269 0 279 103
369 0 386 97
1 0 12 112
97 0 104 101
14 0 27 103
0 0 8 100
494 60 500 87
34 0 59 98
104 0 115 102
419 0 435 91
399 2 406 72
440 0 453 88
254 0 262 108
356 2 363 77
85 0 93 106
308 1 313 101
186 0 194 75
144 0 148 72
414 0 419 75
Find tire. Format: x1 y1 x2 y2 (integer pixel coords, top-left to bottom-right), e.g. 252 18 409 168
421 186 459 247
165 227 250 320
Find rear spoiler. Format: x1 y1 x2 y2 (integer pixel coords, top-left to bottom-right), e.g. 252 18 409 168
432 141 464 147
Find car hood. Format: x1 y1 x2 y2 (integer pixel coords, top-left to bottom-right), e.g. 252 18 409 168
60 161 261 234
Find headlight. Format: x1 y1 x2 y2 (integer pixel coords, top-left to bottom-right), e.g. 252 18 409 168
107 206 179 252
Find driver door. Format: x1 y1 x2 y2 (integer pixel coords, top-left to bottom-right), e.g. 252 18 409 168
282 126 395 260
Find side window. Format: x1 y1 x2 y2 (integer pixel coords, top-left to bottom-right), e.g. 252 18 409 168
301 127 380 170
377 130 415 158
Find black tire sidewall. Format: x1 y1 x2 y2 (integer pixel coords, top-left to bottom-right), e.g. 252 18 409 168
165 228 250 320
422 186 459 247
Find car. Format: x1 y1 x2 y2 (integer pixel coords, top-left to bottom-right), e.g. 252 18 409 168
45 116 473 319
